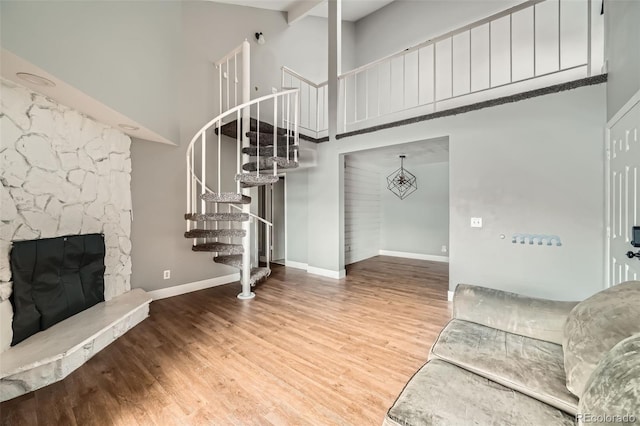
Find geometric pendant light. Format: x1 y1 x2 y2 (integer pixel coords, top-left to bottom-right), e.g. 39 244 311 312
386 155 418 200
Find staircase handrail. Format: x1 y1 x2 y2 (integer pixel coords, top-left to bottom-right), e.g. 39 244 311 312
188 174 273 228
186 89 298 227
186 88 299 158
281 67 328 138
281 66 327 88
229 204 273 227
215 41 246 67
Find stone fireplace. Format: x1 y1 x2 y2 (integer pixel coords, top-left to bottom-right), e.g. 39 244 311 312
0 79 151 402
0 78 134 352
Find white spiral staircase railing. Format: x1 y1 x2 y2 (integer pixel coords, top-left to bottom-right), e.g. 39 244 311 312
185 41 299 299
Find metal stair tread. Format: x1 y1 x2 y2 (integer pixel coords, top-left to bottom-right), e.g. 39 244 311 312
249 267 271 286
201 192 251 204
247 131 296 147
215 118 288 139
214 254 243 269
184 229 246 239
242 157 299 172
243 145 298 157
235 174 279 187
184 212 249 222
192 242 244 254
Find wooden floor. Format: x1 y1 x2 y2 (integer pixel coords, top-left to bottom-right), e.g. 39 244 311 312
1 256 451 426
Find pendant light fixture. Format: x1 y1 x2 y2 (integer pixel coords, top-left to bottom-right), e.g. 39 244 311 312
386 155 417 200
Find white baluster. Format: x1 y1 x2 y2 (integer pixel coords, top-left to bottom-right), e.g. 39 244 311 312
201 132 206 217
294 92 299 163
273 95 278 176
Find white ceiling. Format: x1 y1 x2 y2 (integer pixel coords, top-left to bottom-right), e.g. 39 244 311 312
209 0 396 22
345 137 449 169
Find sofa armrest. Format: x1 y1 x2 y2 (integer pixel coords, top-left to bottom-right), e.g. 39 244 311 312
452 284 578 345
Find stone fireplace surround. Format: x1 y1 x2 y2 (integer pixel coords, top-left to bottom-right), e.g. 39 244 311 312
0 79 151 400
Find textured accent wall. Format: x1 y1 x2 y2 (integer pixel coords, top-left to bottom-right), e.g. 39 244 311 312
344 161 380 265
0 78 132 352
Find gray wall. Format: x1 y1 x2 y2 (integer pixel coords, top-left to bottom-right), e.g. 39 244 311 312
180 2 355 102
353 0 520 67
341 21 357 73
380 161 449 257
296 83 606 300
131 2 333 291
285 170 308 265
605 0 640 119
130 135 239 292
0 0 181 144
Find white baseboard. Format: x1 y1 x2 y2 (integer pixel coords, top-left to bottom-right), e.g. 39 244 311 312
379 250 449 263
306 266 346 279
284 260 345 279
285 260 308 270
447 291 454 302
147 273 240 300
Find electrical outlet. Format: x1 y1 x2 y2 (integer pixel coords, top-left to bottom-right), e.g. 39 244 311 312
163 270 171 280
441 245 448 253
470 217 483 228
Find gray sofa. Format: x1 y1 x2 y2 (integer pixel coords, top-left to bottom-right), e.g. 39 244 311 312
384 281 640 426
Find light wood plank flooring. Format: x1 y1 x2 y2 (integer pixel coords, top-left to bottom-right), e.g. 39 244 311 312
1 256 451 426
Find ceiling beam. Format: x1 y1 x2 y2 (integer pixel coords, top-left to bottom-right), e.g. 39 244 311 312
287 0 325 25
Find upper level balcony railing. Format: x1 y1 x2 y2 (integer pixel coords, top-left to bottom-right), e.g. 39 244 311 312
339 0 603 133
281 66 329 139
282 0 604 138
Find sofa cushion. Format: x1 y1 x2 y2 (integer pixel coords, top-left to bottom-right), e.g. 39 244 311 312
453 284 578 345
384 359 575 426
563 281 640 397
430 319 578 414
577 333 640 426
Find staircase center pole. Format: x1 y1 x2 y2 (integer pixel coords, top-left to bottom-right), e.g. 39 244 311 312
238 39 255 300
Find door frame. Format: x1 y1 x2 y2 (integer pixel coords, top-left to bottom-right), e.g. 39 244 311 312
263 174 287 264
605 89 640 288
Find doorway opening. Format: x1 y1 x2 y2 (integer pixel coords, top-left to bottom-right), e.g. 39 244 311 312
261 176 286 266
343 137 450 266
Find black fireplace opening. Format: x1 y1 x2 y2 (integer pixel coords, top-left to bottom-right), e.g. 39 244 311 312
9 233 106 346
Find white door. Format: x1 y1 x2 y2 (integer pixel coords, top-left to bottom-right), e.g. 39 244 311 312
607 93 640 286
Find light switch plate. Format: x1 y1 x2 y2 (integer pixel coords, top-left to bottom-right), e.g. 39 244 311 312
471 217 483 228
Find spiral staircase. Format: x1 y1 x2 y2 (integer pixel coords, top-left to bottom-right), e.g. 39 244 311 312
184 41 299 299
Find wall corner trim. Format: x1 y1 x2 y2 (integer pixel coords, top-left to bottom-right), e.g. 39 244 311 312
284 260 309 270
306 266 346 279
146 273 240 300
447 291 454 302
379 250 449 263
